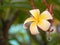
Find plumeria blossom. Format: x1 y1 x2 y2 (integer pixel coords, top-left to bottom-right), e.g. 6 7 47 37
23 9 53 35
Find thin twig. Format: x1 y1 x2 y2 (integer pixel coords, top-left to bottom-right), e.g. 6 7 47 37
0 0 3 5
43 0 53 14
30 0 35 9
49 4 53 15
43 0 49 8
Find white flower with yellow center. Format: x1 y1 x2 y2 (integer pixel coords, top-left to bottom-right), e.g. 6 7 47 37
23 9 53 35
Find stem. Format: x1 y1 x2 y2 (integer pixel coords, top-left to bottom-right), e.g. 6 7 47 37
49 4 53 15
30 0 35 9
43 0 53 14
43 0 49 8
0 0 3 5
47 30 50 40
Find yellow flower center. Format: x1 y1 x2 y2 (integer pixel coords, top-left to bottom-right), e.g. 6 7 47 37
34 16 40 24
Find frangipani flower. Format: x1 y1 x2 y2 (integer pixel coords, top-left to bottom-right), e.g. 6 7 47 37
23 9 53 35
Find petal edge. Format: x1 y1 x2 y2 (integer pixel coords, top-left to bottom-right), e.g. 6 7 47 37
24 17 35 25
38 20 51 31
40 10 53 20
30 22 39 35
29 9 40 19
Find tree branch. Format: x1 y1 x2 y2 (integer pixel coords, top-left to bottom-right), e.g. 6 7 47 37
30 0 35 9
3 10 20 39
49 4 53 15
43 0 49 8
0 0 3 5
43 0 53 15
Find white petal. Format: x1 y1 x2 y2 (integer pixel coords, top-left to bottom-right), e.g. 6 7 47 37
24 17 35 24
38 20 51 31
30 22 39 35
23 17 35 29
29 9 40 19
40 10 53 20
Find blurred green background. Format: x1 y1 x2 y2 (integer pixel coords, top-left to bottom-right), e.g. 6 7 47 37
0 0 60 45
